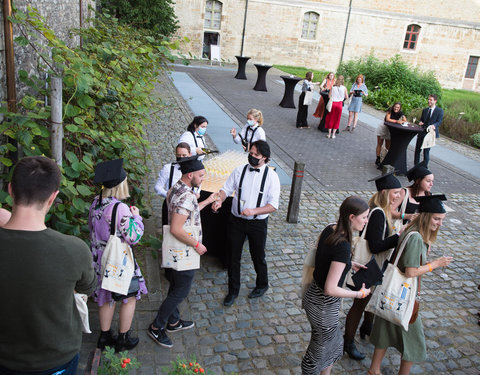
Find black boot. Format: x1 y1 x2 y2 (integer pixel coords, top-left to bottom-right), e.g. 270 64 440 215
359 322 373 339
375 156 380 166
344 338 365 360
115 330 139 352
97 330 116 351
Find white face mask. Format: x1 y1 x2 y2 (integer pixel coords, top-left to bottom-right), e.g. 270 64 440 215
247 119 255 126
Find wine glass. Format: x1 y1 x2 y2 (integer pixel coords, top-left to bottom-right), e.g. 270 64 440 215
439 252 451 280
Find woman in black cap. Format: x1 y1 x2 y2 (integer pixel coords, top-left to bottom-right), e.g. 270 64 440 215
344 172 403 360
89 159 147 352
368 195 453 375
397 163 434 221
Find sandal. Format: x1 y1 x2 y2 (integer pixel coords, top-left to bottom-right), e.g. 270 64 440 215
343 126 350 132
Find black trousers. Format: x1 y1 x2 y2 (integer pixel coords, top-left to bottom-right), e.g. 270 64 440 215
296 92 309 127
227 214 268 295
414 131 431 167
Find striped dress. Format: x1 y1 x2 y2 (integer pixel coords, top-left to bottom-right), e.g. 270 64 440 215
301 225 351 374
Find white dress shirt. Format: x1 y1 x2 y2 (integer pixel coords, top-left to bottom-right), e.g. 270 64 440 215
155 162 182 198
221 163 280 220
178 131 207 159
233 124 266 147
331 85 347 102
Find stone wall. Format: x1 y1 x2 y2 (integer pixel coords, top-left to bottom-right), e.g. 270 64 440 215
0 0 96 103
172 0 480 91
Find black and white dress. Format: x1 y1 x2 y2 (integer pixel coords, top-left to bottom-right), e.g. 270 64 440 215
301 225 351 375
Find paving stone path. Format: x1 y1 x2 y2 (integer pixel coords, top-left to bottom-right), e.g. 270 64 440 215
78 66 480 375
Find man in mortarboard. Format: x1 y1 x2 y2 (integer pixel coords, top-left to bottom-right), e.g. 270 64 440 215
0 156 96 374
148 156 218 348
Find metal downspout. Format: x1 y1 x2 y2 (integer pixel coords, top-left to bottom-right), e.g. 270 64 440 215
339 0 353 66
2 0 18 163
240 0 248 56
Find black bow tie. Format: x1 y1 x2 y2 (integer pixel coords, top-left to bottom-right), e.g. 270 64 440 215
249 167 260 172
196 135 203 138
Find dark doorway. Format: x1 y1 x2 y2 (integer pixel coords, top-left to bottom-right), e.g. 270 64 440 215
203 32 219 59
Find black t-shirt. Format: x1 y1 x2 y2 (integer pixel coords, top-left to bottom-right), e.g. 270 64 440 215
313 225 351 289
390 110 404 121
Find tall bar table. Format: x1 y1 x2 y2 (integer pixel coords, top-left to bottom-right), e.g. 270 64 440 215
234 56 250 80
317 90 331 132
381 121 423 174
253 64 272 91
279 75 302 108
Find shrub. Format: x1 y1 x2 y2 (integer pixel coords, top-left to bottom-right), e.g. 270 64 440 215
98 347 140 374
365 85 426 116
471 133 480 148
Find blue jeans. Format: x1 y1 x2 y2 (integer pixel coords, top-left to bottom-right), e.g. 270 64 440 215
0 354 78 375
153 269 195 329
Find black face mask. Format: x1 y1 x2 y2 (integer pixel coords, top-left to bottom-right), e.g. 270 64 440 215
248 154 261 167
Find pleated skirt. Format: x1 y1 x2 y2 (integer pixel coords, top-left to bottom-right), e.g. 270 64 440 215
301 281 343 375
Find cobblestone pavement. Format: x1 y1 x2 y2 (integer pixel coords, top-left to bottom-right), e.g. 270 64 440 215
78 66 480 374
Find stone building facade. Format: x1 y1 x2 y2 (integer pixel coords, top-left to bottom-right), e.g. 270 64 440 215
173 0 480 91
0 0 96 103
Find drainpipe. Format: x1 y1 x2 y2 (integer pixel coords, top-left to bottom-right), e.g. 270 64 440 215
3 0 18 163
79 0 83 48
339 0 352 66
240 0 248 56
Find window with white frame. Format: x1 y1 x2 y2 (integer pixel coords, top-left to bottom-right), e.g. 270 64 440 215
204 0 222 30
403 24 421 50
301 12 319 40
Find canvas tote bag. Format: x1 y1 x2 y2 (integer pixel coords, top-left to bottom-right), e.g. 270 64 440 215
365 231 419 331
100 203 135 295
162 209 201 271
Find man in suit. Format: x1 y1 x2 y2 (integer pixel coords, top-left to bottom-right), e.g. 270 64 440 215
414 94 443 167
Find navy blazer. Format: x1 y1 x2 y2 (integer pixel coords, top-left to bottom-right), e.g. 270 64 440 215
420 106 443 138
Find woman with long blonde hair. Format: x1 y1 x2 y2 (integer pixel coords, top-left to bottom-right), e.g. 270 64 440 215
368 195 453 375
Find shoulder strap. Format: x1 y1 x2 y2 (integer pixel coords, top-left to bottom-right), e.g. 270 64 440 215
237 165 249 215
391 231 418 267
361 207 386 240
254 167 269 219
400 188 409 215
168 163 176 189
110 202 121 236
190 131 198 148
248 127 259 145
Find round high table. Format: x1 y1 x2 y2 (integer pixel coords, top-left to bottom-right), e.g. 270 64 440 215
253 64 272 91
317 90 331 132
279 75 302 108
234 56 250 80
381 121 423 175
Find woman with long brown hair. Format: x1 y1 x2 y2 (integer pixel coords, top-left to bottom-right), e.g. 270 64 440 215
302 196 371 375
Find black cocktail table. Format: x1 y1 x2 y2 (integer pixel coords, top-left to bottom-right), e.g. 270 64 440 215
253 64 272 91
279 75 302 108
317 90 331 132
234 56 250 80
381 121 423 174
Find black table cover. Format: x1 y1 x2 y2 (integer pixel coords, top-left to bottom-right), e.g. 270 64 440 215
279 75 302 108
234 56 250 80
253 64 272 91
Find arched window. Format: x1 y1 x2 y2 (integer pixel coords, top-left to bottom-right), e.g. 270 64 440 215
301 12 319 40
403 24 421 50
204 0 222 30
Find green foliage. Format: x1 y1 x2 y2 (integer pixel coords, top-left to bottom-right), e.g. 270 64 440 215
0 6 180 238
98 347 140 374
164 356 207 374
441 89 480 124
365 86 426 115
471 133 480 148
273 65 329 83
100 0 178 37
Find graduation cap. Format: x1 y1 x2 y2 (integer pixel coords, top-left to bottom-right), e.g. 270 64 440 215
177 155 204 174
368 171 401 191
406 162 432 182
415 194 447 213
93 159 127 188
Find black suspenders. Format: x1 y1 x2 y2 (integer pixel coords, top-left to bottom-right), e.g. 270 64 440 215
237 165 269 219
245 126 259 147
168 163 176 190
191 131 198 148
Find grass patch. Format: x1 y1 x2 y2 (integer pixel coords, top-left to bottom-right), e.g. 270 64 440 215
273 65 329 83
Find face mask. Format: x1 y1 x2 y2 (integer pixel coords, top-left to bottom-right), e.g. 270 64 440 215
248 154 261 167
247 119 255 126
197 128 206 136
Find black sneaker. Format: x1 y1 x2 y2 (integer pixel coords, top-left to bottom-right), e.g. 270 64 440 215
147 325 172 348
166 320 195 333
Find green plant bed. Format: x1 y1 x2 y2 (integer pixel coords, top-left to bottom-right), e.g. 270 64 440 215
273 65 329 83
